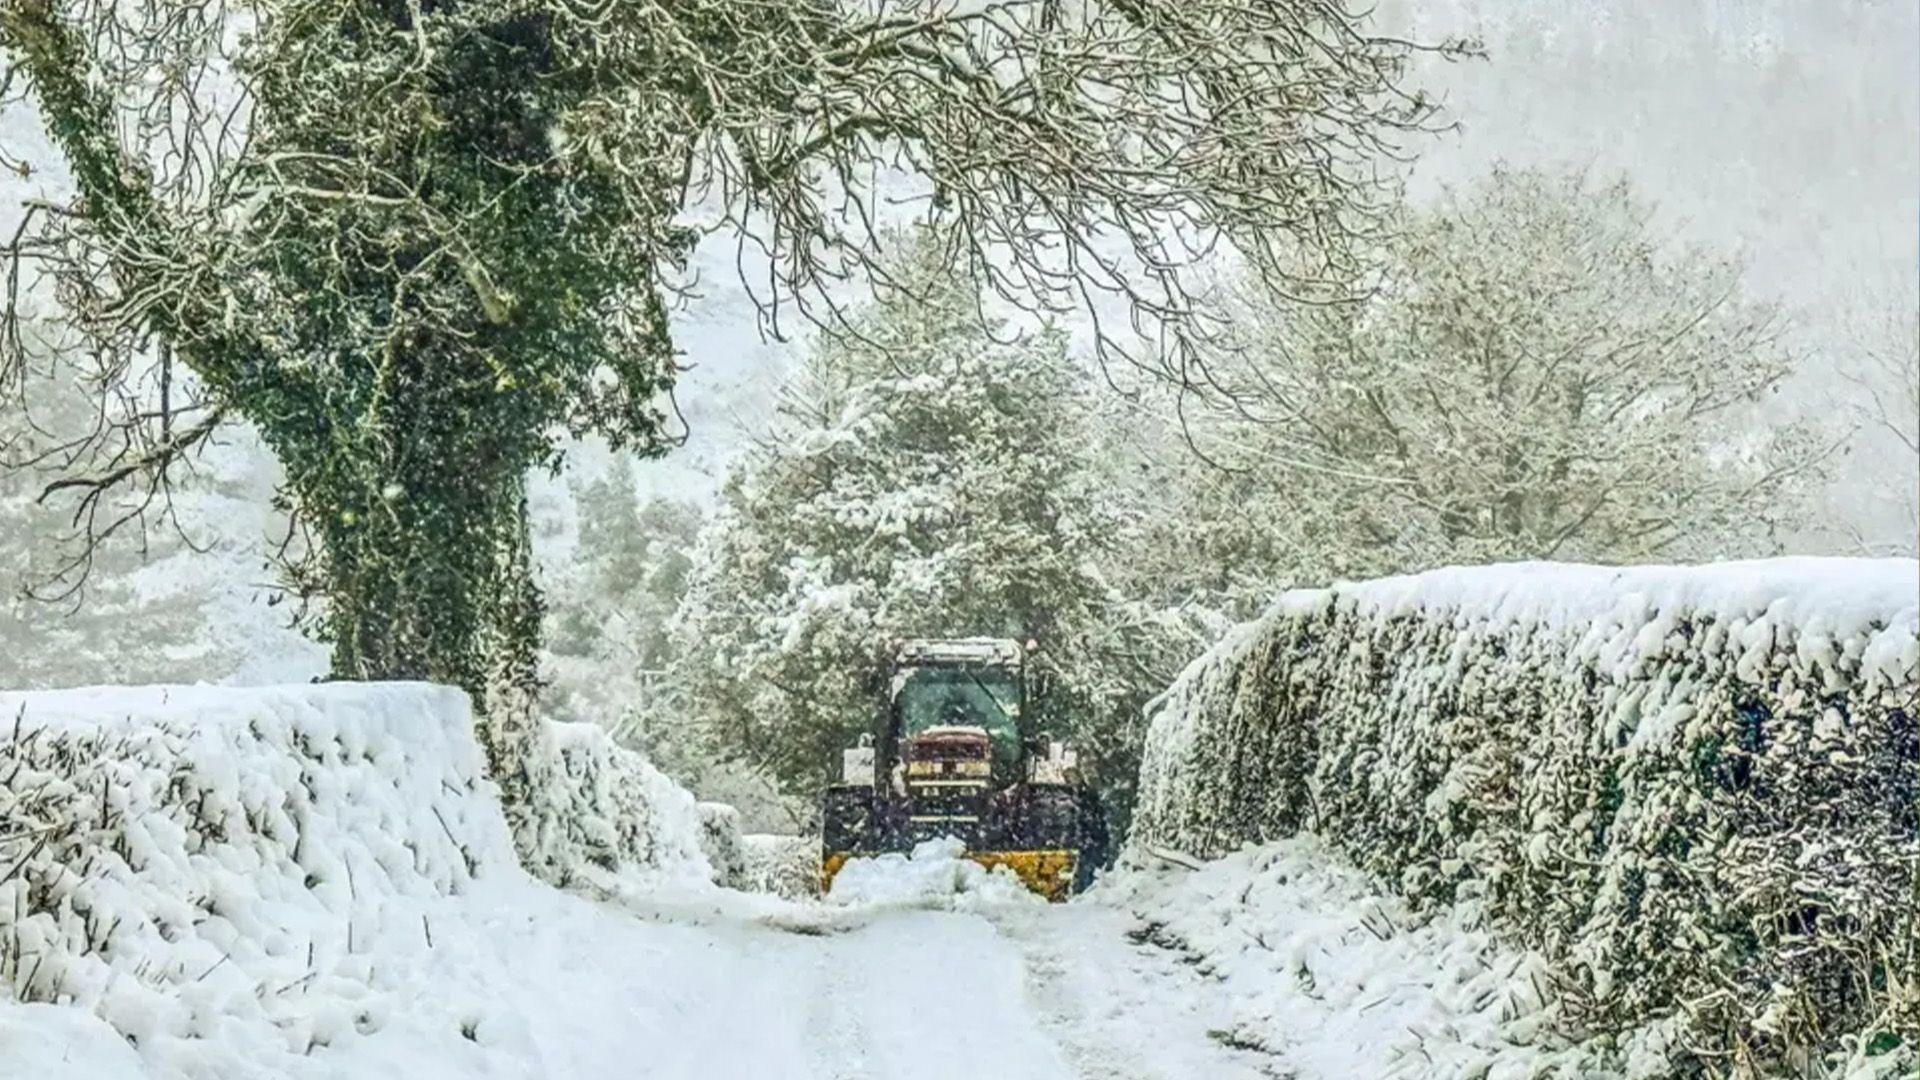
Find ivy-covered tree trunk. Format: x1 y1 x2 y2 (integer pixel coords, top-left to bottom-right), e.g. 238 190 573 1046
320 510 494 691
302 472 518 693
477 486 547 845
287 440 549 837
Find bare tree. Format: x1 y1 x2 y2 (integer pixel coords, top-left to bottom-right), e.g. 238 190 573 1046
1834 290 1919 555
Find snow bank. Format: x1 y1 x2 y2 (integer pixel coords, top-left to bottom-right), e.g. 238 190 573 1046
0 682 717 1077
0 1000 150 1079
1132 558 1919 1076
1098 838 1580 1079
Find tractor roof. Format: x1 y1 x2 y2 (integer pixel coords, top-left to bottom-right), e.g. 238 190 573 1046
893 637 1024 667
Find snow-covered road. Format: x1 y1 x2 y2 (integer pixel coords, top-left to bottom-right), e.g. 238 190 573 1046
11 868 1280 1080
517 884 1279 1080
982 900 1283 1080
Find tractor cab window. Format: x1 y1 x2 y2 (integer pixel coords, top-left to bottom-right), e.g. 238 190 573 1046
896 665 1021 772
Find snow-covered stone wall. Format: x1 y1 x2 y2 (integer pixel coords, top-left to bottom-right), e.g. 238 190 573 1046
0 682 716 1072
1132 558 1919 1074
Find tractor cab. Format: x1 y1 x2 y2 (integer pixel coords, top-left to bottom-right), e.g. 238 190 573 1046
888 637 1026 787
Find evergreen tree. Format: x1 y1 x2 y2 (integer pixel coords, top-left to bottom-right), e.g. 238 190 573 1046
542 456 700 739
674 238 1148 819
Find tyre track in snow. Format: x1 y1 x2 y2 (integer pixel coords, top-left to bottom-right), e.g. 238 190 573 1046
804 942 871 1080
787 908 1077 1080
979 901 1290 1080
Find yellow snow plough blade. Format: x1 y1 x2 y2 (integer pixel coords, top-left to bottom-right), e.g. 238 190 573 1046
820 848 1078 902
967 849 1077 902
821 850 852 893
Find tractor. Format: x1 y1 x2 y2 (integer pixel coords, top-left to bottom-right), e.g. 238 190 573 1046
819 637 1106 901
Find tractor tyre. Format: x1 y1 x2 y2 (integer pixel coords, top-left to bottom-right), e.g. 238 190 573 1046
822 784 874 853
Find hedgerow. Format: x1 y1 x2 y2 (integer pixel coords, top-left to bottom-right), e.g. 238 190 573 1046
1132 560 1919 1076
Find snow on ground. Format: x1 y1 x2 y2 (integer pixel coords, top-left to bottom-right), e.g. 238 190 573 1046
808 841 1287 1080
810 837 1598 1080
0 1001 150 1079
1094 840 1586 1080
825 837 1044 910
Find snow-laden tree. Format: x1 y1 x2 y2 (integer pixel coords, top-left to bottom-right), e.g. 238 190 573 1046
674 236 1163 820
0 0 1458 801
541 456 701 729
1133 168 1823 604
537 460 758 793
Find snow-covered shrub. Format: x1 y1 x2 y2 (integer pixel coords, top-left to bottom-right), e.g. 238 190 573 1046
739 834 821 900
512 718 713 890
1132 558 1920 1076
695 802 748 889
0 684 723 1072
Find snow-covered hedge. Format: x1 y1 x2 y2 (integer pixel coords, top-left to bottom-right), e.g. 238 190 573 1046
0 684 511 1060
1132 558 1919 1075
0 683 716 1070
695 802 749 889
513 717 712 888
739 833 821 900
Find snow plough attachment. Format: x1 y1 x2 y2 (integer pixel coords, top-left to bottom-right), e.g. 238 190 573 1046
819 638 1106 902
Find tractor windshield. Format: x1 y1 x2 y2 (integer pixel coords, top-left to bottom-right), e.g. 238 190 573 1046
897 664 1021 771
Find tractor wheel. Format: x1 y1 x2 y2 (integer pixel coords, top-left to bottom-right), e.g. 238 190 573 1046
1072 786 1109 893
819 784 876 896
822 784 874 853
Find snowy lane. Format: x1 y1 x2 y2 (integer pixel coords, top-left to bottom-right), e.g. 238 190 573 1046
554 898 1268 1080
795 912 1077 1080
5 855 1427 1080
283 878 1108 1080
